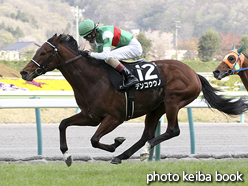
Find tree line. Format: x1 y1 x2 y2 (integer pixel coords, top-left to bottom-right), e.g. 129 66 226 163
1 0 247 62
135 29 248 62
198 29 248 62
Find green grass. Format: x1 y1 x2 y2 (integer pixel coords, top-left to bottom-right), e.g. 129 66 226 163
182 60 220 72
0 160 247 186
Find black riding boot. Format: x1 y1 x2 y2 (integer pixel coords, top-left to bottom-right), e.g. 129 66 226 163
119 67 139 90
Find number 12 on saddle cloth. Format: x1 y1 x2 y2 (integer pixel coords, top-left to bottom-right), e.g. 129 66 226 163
133 62 164 90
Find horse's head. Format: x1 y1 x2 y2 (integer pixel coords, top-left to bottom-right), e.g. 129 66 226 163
213 45 245 80
20 34 79 81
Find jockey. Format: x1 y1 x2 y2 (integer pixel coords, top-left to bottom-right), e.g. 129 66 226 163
78 19 142 90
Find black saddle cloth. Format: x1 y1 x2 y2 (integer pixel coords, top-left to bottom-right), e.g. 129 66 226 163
107 59 164 92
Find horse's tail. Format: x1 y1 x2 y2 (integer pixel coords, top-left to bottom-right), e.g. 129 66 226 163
198 74 248 115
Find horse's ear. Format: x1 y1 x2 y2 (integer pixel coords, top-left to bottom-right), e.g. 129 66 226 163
52 33 57 38
238 44 244 54
232 44 235 50
53 34 62 44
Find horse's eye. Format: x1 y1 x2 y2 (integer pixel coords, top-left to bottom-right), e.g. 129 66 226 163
40 52 46 56
228 56 235 62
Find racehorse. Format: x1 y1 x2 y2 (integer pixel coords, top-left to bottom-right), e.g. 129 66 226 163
20 34 248 166
213 45 248 91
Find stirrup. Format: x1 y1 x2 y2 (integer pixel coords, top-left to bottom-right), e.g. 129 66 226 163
119 79 138 90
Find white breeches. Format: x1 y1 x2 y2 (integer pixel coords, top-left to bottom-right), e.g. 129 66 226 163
107 37 143 61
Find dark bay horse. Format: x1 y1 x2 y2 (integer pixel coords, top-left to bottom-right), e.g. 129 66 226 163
20 34 248 166
213 45 248 91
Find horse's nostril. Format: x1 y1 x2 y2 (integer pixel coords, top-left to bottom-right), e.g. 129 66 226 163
20 71 28 76
213 70 219 76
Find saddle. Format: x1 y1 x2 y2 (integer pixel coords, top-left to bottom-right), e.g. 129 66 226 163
107 59 164 121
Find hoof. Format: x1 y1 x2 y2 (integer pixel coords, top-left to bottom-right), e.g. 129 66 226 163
63 151 73 167
110 157 122 164
140 153 149 161
65 155 73 167
140 142 151 161
115 137 126 144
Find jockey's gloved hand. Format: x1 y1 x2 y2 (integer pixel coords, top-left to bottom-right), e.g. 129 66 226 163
80 50 89 57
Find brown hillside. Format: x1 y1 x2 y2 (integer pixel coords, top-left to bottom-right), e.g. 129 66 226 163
0 64 21 78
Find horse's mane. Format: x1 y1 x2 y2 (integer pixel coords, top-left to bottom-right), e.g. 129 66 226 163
48 34 79 54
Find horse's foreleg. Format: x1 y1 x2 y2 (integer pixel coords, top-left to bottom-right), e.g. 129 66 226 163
111 104 165 164
59 112 98 166
90 116 124 152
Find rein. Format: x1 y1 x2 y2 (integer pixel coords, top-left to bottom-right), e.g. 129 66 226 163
31 41 82 75
46 55 82 71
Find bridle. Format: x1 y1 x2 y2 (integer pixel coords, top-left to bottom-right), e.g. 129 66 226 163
31 41 59 75
222 49 248 75
31 41 82 75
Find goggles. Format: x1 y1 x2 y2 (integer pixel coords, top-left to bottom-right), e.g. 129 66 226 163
83 31 95 40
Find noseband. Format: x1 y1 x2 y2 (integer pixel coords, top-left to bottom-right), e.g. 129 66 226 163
31 41 82 75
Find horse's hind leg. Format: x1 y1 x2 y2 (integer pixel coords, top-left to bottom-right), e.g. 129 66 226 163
90 115 125 152
111 103 165 164
147 102 180 150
